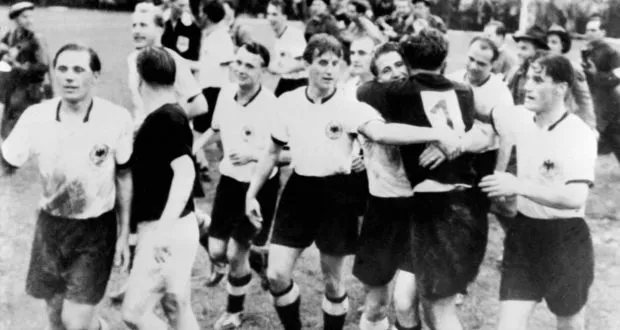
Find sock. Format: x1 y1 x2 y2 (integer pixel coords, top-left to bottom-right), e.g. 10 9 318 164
271 281 301 330
359 313 389 330
322 293 349 330
226 273 252 313
394 320 421 330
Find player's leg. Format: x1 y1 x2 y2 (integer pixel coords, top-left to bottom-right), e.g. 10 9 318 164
556 308 586 330
60 300 106 330
214 238 253 329
160 213 200 330
45 294 65 330
421 295 462 330
267 244 304 330
496 300 537 330
359 284 391 330
320 253 350 330
392 270 421 330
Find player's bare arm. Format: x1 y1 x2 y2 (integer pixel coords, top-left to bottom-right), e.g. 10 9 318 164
245 140 282 228
114 167 132 273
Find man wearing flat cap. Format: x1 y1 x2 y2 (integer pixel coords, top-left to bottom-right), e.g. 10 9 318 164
506 25 549 105
0 1 51 139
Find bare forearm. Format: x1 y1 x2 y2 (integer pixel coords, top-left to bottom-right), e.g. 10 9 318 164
246 149 279 201
185 95 208 119
461 122 494 153
361 122 444 145
115 169 132 237
519 181 587 210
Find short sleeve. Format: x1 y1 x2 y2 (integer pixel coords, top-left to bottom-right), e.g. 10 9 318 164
115 108 134 167
173 52 202 103
490 105 529 141
271 98 290 145
157 109 193 164
347 101 383 133
1 106 36 167
564 127 597 186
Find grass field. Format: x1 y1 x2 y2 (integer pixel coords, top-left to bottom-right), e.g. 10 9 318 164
0 6 619 330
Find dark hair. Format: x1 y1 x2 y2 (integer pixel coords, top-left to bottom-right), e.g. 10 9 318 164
267 0 286 14
53 43 102 73
589 39 620 72
588 15 606 31
203 0 225 24
239 41 271 67
137 46 176 86
401 28 448 71
303 33 343 63
304 13 341 42
532 54 574 85
370 42 404 76
547 30 572 54
470 36 499 62
485 20 506 37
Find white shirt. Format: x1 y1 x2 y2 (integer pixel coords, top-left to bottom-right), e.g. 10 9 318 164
127 47 202 127
360 135 414 197
1 97 134 219
272 25 307 80
212 85 278 182
492 106 597 219
272 87 382 177
198 24 235 88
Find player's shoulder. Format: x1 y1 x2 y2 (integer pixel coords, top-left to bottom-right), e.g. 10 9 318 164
93 97 132 122
277 86 306 102
20 97 59 124
563 113 597 141
445 69 466 83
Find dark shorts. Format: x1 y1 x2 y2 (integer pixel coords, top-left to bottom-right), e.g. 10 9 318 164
192 87 221 133
271 172 359 256
209 173 280 247
353 195 413 286
500 213 594 316
274 78 308 98
348 170 369 217
407 190 488 301
26 210 117 305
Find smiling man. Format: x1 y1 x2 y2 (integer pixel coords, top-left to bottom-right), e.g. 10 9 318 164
192 42 282 330
483 54 596 330
245 33 461 330
0 43 133 330
128 2 207 127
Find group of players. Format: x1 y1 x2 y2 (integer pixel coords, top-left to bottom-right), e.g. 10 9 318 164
0 1 600 330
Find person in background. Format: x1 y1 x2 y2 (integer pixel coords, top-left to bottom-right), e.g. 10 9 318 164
411 0 446 34
483 20 518 79
546 24 596 131
161 0 202 72
266 0 308 97
0 1 51 139
585 15 606 42
338 0 388 45
506 25 549 106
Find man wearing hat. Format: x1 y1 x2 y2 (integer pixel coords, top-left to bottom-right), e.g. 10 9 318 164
0 1 51 139
507 25 549 106
547 24 597 131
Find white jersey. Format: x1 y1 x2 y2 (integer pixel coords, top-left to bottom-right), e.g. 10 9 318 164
492 106 597 219
212 85 278 182
272 87 382 177
2 97 133 219
272 25 307 80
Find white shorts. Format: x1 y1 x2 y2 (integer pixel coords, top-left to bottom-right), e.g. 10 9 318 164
126 213 199 297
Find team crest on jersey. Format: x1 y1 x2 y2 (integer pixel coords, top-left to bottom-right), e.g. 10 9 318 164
241 125 254 142
90 144 110 166
539 159 561 180
325 121 344 140
176 36 190 53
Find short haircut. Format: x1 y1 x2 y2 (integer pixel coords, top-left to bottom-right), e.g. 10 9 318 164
470 36 499 62
401 28 448 71
303 33 343 63
532 54 574 85
588 15 606 31
203 0 225 24
134 2 165 28
589 39 620 72
268 0 286 14
53 43 102 73
136 46 176 86
304 13 341 42
485 20 506 37
239 41 271 67
370 42 404 76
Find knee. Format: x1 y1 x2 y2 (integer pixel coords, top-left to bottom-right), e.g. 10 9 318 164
267 267 290 292
393 290 415 315
121 299 143 329
209 244 226 264
364 297 389 321
557 313 585 330
226 248 246 272
162 292 190 326
61 313 91 330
